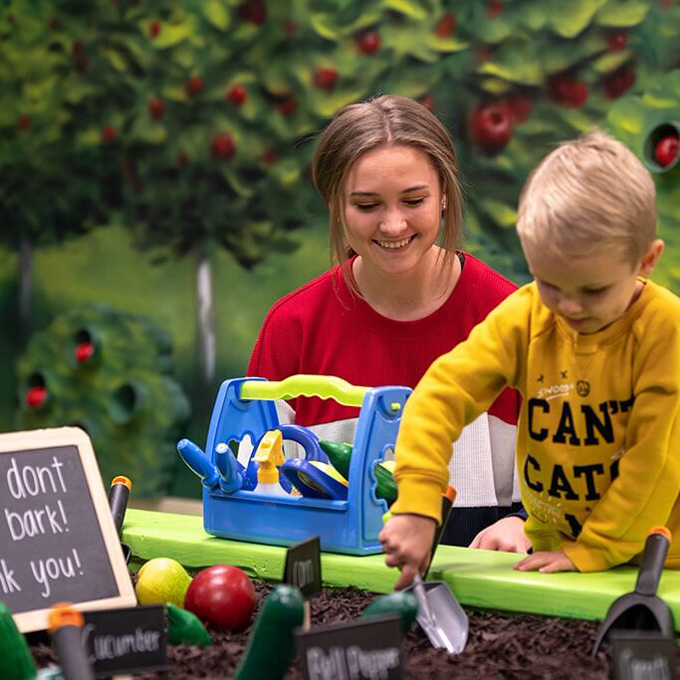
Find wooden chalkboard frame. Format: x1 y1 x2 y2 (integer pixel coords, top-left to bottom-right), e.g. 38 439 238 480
0 427 137 632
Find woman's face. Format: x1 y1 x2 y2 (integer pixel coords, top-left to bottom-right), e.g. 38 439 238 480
341 145 443 278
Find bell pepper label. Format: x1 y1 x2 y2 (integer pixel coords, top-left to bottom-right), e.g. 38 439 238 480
296 614 403 680
284 535 322 598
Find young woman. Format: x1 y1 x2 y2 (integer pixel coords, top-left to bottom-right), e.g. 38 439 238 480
248 95 528 551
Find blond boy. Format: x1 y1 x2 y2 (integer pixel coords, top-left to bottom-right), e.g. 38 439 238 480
380 130 680 589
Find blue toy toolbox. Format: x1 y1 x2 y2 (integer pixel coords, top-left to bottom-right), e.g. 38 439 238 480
180 375 411 555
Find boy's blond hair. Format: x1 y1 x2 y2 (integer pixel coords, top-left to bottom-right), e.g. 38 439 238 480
517 130 657 264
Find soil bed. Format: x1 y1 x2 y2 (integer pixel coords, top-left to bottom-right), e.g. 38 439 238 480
30 582 680 679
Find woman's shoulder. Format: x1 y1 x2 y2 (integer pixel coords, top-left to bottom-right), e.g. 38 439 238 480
458 251 519 306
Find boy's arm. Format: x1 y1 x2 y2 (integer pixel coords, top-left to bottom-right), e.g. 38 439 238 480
390 289 530 522
563 328 680 572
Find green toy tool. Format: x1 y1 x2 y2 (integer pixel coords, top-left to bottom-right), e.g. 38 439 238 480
233 584 305 680
0 600 36 680
319 439 397 505
166 604 212 646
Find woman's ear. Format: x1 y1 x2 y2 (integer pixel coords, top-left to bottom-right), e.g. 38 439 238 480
639 239 665 275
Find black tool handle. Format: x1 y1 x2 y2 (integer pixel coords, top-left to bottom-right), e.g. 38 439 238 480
108 476 131 536
635 528 671 597
49 606 94 680
425 487 456 577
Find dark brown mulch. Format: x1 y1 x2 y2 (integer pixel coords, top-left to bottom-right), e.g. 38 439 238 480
30 582 680 679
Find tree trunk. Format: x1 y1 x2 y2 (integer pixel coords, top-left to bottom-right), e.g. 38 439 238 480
18 234 32 342
195 242 216 386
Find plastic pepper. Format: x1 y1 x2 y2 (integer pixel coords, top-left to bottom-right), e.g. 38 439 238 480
166 603 212 646
0 600 36 680
319 439 397 504
361 591 419 634
48 603 94 680
233 584 304 680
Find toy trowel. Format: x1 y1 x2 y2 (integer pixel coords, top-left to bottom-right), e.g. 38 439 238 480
406 486 469 654
591 526 674 656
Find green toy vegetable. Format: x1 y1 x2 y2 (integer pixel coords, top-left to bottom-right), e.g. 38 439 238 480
233 584 304 680
0 600 37 680
361 591 418 634
319 439 397 505
166 603 211 646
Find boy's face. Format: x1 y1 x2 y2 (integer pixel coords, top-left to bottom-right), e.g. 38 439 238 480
523 240 663 334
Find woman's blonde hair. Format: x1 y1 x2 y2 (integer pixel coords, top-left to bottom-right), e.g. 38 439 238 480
311 95 464 290
517 130 657 264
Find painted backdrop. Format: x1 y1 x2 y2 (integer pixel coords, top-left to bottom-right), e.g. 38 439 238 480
1 0 679 496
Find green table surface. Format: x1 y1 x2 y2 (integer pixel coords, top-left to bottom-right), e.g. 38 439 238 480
123 508 680 628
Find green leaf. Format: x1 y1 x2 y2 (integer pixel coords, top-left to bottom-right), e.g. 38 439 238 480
269 159 301 187
309 13 339 41
104 48 127 71
479 198 517 228
478 55 542 86
380 0 427 21
424 34 469 53
590 49 633 73
548 0 607 38
201 0 231 31
221 167 255 197
130 116 168 145
595 0 649 27
148 21 191 49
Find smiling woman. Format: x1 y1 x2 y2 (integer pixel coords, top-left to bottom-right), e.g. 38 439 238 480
247 95 527 553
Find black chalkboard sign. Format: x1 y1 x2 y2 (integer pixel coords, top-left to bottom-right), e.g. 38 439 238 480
296 614 403 680
283 536 322 598
0 427 137 632
82 605 167 677
611 632 678 680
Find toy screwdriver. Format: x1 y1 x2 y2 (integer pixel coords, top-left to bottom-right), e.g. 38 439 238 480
108 476 132 562
48 603 94 680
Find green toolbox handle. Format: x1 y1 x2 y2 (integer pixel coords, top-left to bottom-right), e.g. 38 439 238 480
240 374 369 407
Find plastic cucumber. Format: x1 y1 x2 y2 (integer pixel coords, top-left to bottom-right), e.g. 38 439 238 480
319 440 396 504
166 603 211 646
233 584 304 680
361 591 418 633
0 600 37 680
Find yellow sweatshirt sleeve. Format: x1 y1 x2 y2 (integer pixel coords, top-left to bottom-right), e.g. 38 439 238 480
391 287 532 522
563 315 680 571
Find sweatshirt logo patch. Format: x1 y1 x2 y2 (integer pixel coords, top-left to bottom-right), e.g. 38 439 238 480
537 383 574 400
576 380 590 397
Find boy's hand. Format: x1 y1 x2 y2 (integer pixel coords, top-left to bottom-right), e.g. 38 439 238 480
514 550 576 573
469 516 531 553
379 514 437 590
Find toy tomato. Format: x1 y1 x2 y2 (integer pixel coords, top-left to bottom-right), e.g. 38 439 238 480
184 565 256 630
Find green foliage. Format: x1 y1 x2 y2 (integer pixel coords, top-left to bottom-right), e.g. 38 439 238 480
14 304 190 497
607 70 680 291
2 0 680 278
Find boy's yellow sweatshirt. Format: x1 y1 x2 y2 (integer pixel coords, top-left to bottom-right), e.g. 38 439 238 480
392 280 680 571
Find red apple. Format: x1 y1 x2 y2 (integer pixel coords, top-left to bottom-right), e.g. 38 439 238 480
102 126 117 143
507 91 533 123
548 73 589 107
17 115 31 131
314 68 338 90
262 148 279 165
283 19 298 37
606 30 627 51
603 66 636 99
75 341 94 363
185 76 204 97
74 54 90 74
238 1 267 25
177 151 190 168
277 96 297 115
469 101 514 154
655 135 679 167
26 387 47 408
418 94 435 112
184 565 255 630
358 31 381 55
149 97 165 120
435 13 456 38
227 84 247 106
149 20 161 38
486 0 504 18
211 133 236 161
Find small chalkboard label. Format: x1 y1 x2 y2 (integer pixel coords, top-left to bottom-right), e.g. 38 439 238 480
82 605 167 677
611 632 677 680
297 614 403 680
283 535 322 598
0 428 137 632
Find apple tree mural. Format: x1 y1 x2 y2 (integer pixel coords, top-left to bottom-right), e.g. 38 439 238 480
15 304 190 497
